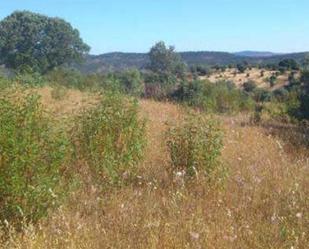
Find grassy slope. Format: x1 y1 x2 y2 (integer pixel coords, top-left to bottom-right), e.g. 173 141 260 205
202 68 300 90
2 87 308 249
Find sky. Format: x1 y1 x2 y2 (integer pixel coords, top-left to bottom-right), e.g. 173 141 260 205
0 0 308 55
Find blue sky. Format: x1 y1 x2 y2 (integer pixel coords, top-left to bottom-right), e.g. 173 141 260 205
0 0 308 54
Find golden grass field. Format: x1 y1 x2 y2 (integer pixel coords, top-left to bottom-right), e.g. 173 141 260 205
1 87 308 249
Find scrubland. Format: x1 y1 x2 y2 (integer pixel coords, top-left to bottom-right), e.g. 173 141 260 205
203 68 299 90
0 85 307 249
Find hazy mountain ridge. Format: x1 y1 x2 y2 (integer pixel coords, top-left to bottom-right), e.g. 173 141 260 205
78 51 309 73
234 51 280 57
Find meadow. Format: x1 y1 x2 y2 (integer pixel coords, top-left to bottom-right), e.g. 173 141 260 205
0 11 308 248
0 82 307 249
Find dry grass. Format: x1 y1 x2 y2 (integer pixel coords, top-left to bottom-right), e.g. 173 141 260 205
202 68 299 90
1 87 308 249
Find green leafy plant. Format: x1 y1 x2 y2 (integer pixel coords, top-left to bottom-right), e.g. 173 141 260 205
172 80 254 114
0 93 70 226
167 114 224 179
74 93 146 184
243 80 257 92
0 11 89 73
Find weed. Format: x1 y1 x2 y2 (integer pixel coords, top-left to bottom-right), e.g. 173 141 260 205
167 113 224 180
74 93 146 184
0 93 71 227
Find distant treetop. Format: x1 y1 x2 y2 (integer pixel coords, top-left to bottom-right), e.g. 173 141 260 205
148 41 186 77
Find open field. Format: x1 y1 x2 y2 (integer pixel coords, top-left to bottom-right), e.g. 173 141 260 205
1 87 308 249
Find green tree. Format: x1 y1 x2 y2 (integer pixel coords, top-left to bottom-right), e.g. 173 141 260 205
148 41 186 77
0 11 90 73
278 59 299 72
236 63 246 73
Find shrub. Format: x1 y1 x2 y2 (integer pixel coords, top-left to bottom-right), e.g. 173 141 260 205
167 114 223 179
74 93 146 184
143 72 177 99
172 80 254 113
15 71 45 86
243 80 257 92
273 88 290 102
252 88 271 102
45 68 85 89
237 64 246 73
298 94 309 120
120 69 145 97
0 93 70 226
269 75 277 87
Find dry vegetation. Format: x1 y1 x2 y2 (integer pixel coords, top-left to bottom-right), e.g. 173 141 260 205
202 68 300 90
1 87 308 249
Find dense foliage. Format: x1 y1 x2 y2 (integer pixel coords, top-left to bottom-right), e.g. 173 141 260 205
74 94 146 184
298 70 309 119
167 114 223 178
148 41 186 77
172 80 254 113
0 11 89 73
0 92 70 225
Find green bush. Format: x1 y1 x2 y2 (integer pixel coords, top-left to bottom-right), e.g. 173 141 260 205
45 68 85 89
252 88 272 102
74 93 146 184
119 69 145 97
167 114 223 179
102 70 145 96
143 72 178 99
0 93 70 226
243 80 257 92
15 71 45 87
172 80 254 113
269 75 277 87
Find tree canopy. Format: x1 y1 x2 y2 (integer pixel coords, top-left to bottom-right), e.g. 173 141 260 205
148 41 186 77
278 59 299 71
0 11 90 73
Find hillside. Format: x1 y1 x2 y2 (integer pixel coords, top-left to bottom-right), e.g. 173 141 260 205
202 68 300 90
77 51 308 73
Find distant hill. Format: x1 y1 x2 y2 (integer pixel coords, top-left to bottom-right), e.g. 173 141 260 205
77 51 309 73
234 51 280 58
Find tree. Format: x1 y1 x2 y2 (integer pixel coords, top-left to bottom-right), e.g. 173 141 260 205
0 11 90 73
278 59 299 72
302 54 309 71
236 63 246 73
148 41 186 77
